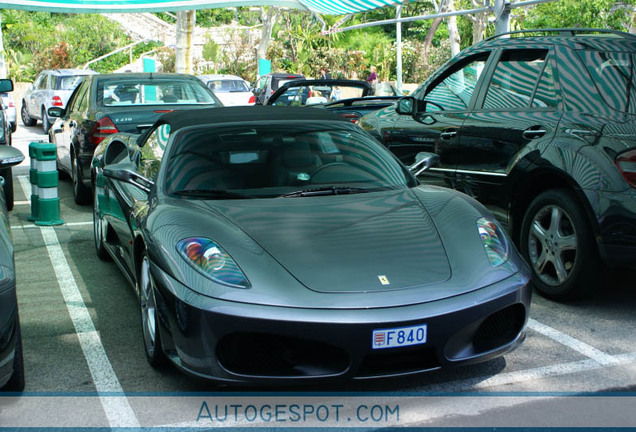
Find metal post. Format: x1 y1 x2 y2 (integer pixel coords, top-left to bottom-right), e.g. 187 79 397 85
396 4 403 93
494 0 511 35
0 14 6 79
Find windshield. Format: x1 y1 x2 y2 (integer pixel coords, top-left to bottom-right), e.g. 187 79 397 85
207 79 250 93
164 123 415 199
99 79 219 107
270 84 368 106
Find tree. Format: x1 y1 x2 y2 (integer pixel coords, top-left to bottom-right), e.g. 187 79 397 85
256 7 280 62
446 0 461 56
175 10 196 73
465 0 489 44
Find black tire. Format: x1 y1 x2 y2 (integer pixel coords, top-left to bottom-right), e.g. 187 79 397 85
21 102 36 127
41 107 51 133
2 321 25 392
10 122 16 133
71 156 91 205
1 168 14 211
92 184 111 261
520 189 599 301
139 252 167 367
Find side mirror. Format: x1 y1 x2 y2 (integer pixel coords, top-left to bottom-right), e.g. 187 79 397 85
409 152 439 176
0 79 14 93
48 107 64 118
103 165 153 194
396 97 429 116
0 145 25 169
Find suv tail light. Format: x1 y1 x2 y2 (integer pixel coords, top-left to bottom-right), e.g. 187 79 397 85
616 149 636 188
89 116 119 146
248 95 255 104
52 96 64 107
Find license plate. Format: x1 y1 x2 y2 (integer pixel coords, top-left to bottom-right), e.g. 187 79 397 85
372 324 427 349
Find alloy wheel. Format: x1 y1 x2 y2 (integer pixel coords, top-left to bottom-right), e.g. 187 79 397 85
140 255 157 358
92 189 110 260
527 204 578 287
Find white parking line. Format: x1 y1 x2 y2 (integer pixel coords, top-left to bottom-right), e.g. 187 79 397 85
528 318 620 365
21 221 93 229
18 176 139 428
424 351 636 393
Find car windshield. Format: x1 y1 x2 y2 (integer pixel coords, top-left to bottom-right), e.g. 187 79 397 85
207 79 249 93
270 84 367 106
164 123 415 199
99 80 219 107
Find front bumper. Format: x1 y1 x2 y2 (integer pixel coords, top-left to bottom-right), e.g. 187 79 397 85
149 260 532 384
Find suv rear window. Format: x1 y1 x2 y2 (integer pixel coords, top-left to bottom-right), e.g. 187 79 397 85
98 79 219 106
56 75 85 91
580 51 635 114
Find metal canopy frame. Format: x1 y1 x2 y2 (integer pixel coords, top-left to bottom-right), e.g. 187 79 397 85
320 0 558 34
314 0 559 92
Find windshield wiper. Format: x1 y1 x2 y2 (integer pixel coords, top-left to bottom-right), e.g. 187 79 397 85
174 189 255 199
280 186 376 198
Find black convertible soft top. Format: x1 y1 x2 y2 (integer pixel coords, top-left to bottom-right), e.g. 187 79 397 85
156 106 349 131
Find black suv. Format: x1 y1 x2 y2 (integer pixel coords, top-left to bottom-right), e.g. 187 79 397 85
360 29 636 300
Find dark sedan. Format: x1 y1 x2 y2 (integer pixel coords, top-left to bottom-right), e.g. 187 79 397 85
0 145 25 391
48 72 222 204
92 106 531 384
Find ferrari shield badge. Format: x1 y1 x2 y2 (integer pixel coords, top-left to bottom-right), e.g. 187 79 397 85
378 275 390 285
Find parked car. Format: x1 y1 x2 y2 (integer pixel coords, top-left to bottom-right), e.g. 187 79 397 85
91 106 530 383
252 72 304 105
360 28 636 300
0 144 25 392
47 72 223 205
197 74 254 106
1 92 17 133
267 78 402 124
374 82 403 97
21 68 98 132
0 79 16 211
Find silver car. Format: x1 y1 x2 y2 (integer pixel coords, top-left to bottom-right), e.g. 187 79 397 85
21 68 98 132
1 92 16 133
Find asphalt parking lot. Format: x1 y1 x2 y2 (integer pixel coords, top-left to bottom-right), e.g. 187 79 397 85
4 122 636 428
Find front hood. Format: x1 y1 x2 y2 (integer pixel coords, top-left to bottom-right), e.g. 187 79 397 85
148 186 525 308
209 190 451 293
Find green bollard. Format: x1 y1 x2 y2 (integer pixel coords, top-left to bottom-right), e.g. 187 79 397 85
31 142 63 226
28 143 39 221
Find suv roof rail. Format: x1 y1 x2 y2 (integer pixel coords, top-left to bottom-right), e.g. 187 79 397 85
485 28 636 41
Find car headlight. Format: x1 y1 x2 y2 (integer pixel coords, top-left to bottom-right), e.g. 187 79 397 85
177 237 250 288
477 218 509 267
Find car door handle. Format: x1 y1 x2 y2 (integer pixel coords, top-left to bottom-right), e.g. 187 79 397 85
522 127 546 140
440 130 458 140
